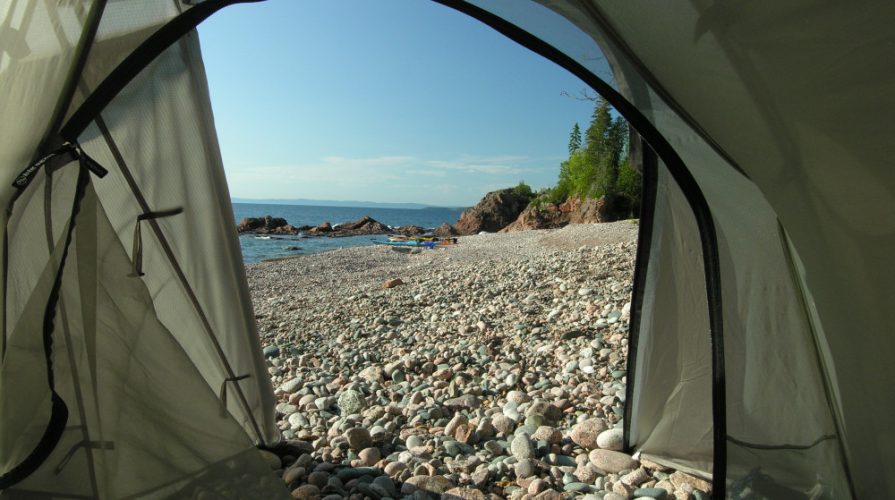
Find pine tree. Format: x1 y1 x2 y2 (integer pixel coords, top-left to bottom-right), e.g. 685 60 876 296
568 123 582 155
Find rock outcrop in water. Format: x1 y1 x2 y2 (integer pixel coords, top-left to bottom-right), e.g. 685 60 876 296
239 215 407 238
237 216 300 235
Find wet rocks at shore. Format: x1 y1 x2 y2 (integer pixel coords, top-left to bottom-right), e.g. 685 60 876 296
237 214 426 238
248 222 710 499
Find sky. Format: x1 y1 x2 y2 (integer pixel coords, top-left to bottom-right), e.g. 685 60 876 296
197 0 598 207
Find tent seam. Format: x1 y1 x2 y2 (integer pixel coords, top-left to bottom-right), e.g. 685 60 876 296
623 139 659 452
90 114 267 446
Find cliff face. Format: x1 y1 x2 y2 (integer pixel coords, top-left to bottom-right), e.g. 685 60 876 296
502 194 634 233
452 188 533 235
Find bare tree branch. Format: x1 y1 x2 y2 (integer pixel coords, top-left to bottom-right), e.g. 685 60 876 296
560 88 599 102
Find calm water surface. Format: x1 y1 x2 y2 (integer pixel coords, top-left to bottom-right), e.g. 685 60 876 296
232 203 464 264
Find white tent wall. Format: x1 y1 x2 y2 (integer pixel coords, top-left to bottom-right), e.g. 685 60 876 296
627 163 713 476
575 2 893 498
4 179 285 497
62 0 190 126
0 0 287 496
76 30 279 448
0 0 88 209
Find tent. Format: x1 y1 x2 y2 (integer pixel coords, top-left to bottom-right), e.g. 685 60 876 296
0 0 891 498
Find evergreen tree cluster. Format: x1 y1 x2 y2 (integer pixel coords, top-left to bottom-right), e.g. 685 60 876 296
545 97 642 212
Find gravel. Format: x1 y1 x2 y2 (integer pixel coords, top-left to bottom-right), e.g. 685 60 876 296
247 222 712 499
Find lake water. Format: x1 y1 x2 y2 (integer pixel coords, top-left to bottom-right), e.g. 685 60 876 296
232 202 464 264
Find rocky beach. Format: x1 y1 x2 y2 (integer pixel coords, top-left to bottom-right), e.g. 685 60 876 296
250 222 711 500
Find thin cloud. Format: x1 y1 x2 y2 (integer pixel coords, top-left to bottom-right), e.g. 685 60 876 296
321 155 416 167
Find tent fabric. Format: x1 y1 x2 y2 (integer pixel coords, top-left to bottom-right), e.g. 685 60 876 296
501 0 887 497
1 0 891 498
1 0 285 497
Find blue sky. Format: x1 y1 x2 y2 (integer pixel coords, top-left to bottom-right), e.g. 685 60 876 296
198 0 597 207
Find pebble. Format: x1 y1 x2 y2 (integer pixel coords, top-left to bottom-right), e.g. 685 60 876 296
589 449 639 473
570 419 607 450
634 487 669 499
514 459 537 478
357 447 381 466
401 475 456 495
290 484 320 499
279 378 302 393
597 427 625 451
336 389 365 415
344 428 372 449
510 433 536 460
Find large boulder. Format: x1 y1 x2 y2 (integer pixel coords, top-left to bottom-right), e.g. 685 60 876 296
453 188 533 235
336 216 390 234
306 221 333 234
236 215 293 234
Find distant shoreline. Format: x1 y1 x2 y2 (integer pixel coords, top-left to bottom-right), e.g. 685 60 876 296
232 199 466 211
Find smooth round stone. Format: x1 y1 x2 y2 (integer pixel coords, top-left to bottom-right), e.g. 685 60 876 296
571 419 608 450
288 412 308 430
384 461 408 477
525 415 545 428
372 475 398 497
283 466 306 486
307 471 329 488
492 415 515 434
562 472 576 485
510 433 535 460
279 378 302 393
528 479 550 495
533 426 561 444
291 484 320 499
344 428 372 450
483 440 504 455
515 424 538 437
370 425 386 442
564 482 592 493
335 467 379 482
514 459 536 478
401 475 456 495
589 449 638 473
506 390 531 404
358 447 381 466
406 435 425 448
444 441 462 457
315 397 334 410
597 428 624 451
548 454 577 467
263 345 280 358
633 487 668 499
